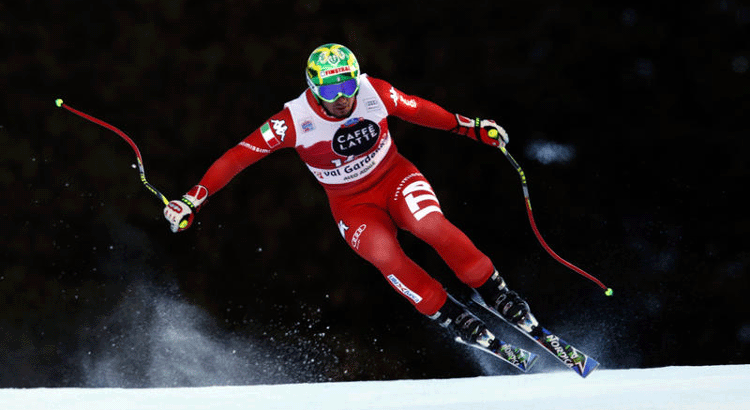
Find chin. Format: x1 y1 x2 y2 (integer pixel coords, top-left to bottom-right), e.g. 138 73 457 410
333 108 352 118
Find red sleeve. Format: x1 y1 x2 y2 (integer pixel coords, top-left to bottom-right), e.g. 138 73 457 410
368 76 458 131
198 108 295 195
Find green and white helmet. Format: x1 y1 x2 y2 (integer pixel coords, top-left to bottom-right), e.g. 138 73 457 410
305 43 361 102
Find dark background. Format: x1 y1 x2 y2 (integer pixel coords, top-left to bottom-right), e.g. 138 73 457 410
2 0 748 387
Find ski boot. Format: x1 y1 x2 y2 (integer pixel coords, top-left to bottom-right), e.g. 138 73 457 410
475 270 538 333
432 294 539 371
432 295 496 349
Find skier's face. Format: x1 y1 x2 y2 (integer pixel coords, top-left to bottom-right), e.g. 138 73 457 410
321 95 355 118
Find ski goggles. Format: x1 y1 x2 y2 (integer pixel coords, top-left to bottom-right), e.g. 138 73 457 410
314 78 360 103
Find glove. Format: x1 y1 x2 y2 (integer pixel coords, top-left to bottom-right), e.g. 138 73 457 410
163 185 208 233
452 114 509 148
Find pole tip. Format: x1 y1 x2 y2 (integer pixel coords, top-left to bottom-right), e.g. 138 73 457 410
55 98 64 107
605 288 614 296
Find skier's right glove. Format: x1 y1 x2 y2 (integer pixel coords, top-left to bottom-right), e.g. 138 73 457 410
163 185 208 233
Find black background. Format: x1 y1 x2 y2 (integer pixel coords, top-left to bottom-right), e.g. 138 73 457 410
2 1 748 387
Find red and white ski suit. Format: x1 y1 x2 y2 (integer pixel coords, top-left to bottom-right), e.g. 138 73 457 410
196 74 495 316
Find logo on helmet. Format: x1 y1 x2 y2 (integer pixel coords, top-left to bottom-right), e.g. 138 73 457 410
318 47 346 65
321 66 352 78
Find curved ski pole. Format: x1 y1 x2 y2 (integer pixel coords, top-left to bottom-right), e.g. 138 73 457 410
497 142 613 296
55 98 169 206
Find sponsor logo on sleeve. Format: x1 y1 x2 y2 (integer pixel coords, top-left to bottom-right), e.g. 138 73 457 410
239 141 271 154
260 119 287 148
388 86 417 108
271 119 287 141
260 122 280 148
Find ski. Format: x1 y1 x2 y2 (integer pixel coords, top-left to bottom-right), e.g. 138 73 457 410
531 326 599 378
469 292 600 378
453 333 539 373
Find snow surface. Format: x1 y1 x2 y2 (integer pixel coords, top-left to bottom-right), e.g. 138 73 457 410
2 365 748 410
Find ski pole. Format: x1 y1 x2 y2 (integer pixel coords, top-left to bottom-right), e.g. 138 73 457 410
489 130 613 296
55 98 170 207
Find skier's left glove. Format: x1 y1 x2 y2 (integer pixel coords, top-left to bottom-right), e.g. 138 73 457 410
163 185 208 233
451 114 509 148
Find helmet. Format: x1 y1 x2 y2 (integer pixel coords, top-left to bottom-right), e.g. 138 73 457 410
305 43 360 102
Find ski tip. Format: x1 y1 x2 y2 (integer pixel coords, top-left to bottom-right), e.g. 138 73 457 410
55 98 64 108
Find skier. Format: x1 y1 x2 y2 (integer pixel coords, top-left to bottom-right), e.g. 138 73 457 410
164 43 532 349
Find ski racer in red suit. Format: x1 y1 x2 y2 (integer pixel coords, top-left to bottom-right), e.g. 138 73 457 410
164 43 532 348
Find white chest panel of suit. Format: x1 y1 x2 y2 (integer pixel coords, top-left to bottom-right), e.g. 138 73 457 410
284 74 393 186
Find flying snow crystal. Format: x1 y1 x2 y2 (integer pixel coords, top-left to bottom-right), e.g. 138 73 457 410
621 8 637 26
732 56 748 73
635 58 654 78
80 281 333 387
525 140 576 165
737 323 750 343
